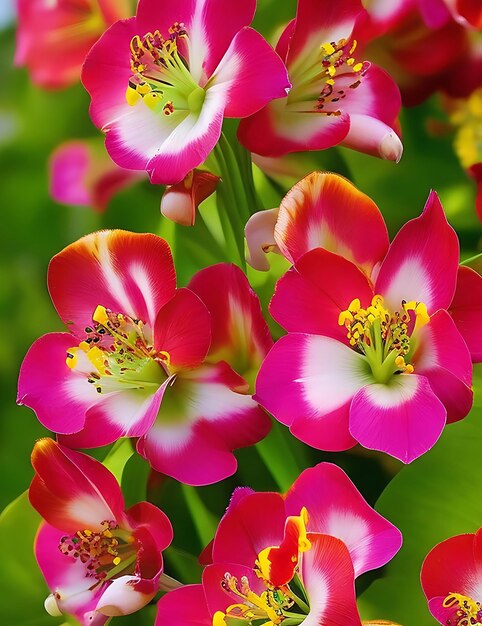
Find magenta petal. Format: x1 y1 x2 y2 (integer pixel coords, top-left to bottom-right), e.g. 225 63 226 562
35 522 104 623
349 375 447 463
29 439 125 532
285 463 402 576
155 585 211 626
126 501 173 552
203 563 266 615
48 230 176 334
255 333 368 450
270 248 374 339
450 265 482 362
212 492 286 567
153 288 211 369
375 191 459 313
415 310 473 423
18 332 99 434
212 27 290 119
300 534 362 626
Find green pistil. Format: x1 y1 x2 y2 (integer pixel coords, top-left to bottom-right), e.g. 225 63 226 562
187 86 206 113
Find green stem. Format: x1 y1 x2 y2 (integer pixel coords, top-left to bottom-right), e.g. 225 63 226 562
286 589 310 614
256 419 300 491
181 484 218 548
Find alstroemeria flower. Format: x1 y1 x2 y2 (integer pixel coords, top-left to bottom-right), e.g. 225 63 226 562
15 0 131 89
29 438 173 626
156 463 402 626
421 528 482 625
160 169 219 226
238 0 402 161
419 0 482 28
82 0 290 185
256 175 481 463
18 231 271 485
245 171 389 272
50 140 144 212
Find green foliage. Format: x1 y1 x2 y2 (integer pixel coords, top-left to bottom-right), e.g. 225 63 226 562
359 366 482 625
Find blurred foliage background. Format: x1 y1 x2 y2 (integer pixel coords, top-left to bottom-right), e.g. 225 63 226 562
1 0 481 624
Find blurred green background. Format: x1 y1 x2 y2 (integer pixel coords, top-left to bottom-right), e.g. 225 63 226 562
1 1 482 624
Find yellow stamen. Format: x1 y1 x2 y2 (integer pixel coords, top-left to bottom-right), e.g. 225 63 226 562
93 304 109 325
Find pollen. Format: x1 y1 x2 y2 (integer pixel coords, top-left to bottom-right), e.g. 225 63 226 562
443 592 482 625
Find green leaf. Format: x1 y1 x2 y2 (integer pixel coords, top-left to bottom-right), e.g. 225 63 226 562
461 252 482 273
102 439 134 484
358 365 482 625
0 492 65 625
121 453 151 509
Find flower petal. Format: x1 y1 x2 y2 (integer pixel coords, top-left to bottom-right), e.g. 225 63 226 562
153 288 211 369
29 439 125 532
126 501 173 552
349 374 447 463
17 332 99 434
270 248 374 339
188 263 273 385
138 363 270 485
136 0 256 83
450 265 482 362
35 522 105 623
48 230 176 335
255 333 369 450
374 191 459 313
212 492 286 567
414 310 473 423
96 576 159 617
203 563 266 616
300 534 362 626
209 27 291 119
155 585 212 626
274 171 389 274
245 207 280 271
285 463 402 577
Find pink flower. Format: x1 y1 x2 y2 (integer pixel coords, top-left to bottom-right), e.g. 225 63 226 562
18 231 272 485
50 140 144 212
29 438 173 626
160 169 220 226
421 528 482 625
15 0 131 89
419 0 482 28
255 172 481 463
81 0 290 185
238 0 402 161
156 463 402 626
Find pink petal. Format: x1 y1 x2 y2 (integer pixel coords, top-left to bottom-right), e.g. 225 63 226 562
48 230 176 335
155 585 212 626
450 265 482 362
300 534 362 626
35 522 105 623
96 576 158 617
136 0 256 82
244 208 280 271
349 374 447 463
286 0 363 68
212 492 286 567
203 563 266 615
125 502 173 552
421 530 482 608
375 191 460 314
138 363 270 485
270 248 374 340
210 27 291 119
255 333 369 450
50 142 91 206
29 438 125 532
17 332 99 434
341 114 403 162
153 288 211 369
274 171 389 275
160 169 219 227
237 100 350 157
59 381 169 449
414 310 473 423
285 463 402 577
188 264 273 383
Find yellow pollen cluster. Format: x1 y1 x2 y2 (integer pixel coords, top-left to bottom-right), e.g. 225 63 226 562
443 592 482 626
338 294 429 374
449 88 482 169
316 38 367 115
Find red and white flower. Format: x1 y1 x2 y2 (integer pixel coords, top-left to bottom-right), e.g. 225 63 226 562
82 0 290 185
30 438 173 626
156 462 402 626
18 231 271 485
15 0 131 89
421 528 482 625
238 0 403 161
254 172 480 463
